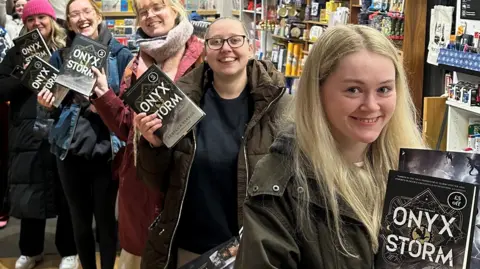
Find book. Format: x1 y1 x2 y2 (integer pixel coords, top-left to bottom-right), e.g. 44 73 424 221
55 34 109 97
13 28 51 66
21 56 58 92
376 170 478 269
122 64 206 148
20 56 69 107
398 148 480 268
178 237 240 269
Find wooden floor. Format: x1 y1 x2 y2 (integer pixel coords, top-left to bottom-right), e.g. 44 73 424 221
0 254 119 269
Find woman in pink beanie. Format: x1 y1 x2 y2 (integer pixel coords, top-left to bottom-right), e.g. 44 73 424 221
0 0 79 269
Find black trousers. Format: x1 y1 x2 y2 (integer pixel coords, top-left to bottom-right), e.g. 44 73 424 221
19 160 77 257
0 102 8 216
57 155 118 269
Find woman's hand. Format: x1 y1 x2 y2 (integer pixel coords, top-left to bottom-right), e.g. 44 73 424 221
134 112 163 147
37 88 54 110
91 66 109 98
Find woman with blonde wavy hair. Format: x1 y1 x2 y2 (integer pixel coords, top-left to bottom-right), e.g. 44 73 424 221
0 0 78 269
235 24 426 268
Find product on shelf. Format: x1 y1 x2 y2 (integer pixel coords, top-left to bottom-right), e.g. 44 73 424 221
446 78 480 107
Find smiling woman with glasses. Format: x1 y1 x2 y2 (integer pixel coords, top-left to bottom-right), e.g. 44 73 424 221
134 17 292 269
35 0 133 268
57 0 204 268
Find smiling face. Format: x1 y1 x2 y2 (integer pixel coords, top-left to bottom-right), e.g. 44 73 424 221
204 19 253 78
15 0 26 16
137 0 177 37
321 49 397 148
67 0 102 39
25 15 52 39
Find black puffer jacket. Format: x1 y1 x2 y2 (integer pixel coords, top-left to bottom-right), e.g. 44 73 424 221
0 46 58 219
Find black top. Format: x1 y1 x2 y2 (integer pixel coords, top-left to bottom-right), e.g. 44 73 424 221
176 85 252 254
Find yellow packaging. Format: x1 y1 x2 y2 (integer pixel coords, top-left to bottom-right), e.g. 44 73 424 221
285 42 294 76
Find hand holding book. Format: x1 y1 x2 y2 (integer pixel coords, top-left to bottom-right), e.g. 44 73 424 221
91 66 109 98
37 88 55 111
134 112 163 147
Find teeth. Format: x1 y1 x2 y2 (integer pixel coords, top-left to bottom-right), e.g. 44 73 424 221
79 24 90 29
221 57 235 62
357 117 378 123
148 22 161 27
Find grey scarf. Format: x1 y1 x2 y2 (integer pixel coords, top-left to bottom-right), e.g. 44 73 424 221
135 19 194 64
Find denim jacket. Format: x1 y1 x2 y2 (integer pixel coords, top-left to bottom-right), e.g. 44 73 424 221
34 35 133 161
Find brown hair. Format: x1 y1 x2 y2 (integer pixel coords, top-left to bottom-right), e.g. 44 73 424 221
65 0 103 29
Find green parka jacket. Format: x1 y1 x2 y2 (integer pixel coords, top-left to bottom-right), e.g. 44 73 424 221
235 127 376 269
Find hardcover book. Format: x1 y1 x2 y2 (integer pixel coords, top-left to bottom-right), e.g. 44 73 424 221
21 56 58 92
376 170 478 269
20 56 68 107
122 64 206 148
398 148 480 268
13 28 51 66
178 237 239 269
55 34 109 97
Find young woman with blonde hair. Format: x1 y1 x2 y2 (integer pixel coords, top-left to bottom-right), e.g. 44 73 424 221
89 0 203 267
0 0 77 268
235 24 426 268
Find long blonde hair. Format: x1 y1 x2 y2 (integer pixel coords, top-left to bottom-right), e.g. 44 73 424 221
290 24 425 255
46 17 67 50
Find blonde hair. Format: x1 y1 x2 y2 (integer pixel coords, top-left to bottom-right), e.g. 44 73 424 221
132 0 187 26
289 24 425 256
46 17 67 50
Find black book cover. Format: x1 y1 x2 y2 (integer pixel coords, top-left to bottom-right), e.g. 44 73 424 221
21 56 58 92
122 64 206 148
375 170 479 269
398 148 480 268
19 56 69 108
13 28 51 66
55 34 109 96
178 237 239 269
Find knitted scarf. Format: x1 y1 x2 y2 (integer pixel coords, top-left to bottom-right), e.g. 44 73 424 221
135 19 193 64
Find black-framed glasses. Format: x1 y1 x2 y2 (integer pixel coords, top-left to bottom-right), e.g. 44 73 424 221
205 35 247 50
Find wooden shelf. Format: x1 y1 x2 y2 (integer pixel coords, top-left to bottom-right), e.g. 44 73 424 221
103 12 135 17
271 35 305 43
352 4 362 8
303 20 328 26
192 9 218 16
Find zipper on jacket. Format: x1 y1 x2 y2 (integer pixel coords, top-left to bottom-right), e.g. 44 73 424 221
164 130 197 269
243 140 249 194
242 86 285 190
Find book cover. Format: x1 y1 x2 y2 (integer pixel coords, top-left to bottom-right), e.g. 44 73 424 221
13 28 51 65
178 237 240 269
21 56 58 92
55 34 109 97
376 170 478 269
122 64 206 148
398 148 480 268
